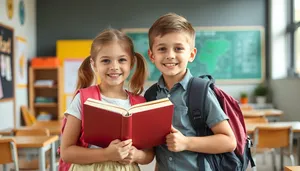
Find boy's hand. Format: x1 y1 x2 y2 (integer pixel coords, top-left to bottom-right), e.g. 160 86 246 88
118 146 138 164
166 126 189 152
104 139 132 161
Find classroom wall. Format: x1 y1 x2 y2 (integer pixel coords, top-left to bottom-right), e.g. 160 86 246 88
0 0 36 129
36 0 267 99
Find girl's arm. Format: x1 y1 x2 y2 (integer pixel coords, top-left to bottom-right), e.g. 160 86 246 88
134 148 154 165
60 115 109 164
120 147 154 165
166 120 236 154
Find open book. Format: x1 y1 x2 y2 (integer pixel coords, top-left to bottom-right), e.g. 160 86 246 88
83 97 174 149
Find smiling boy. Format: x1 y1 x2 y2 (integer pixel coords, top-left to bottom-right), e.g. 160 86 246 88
145 13 237 171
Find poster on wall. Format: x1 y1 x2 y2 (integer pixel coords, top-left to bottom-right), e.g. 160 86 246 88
0 23 14 101
64 59 83 94
19 0 25 25
15 36 27 87
6 0 13 20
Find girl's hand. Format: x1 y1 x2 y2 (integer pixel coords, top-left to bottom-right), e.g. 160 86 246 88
166 126 189 152
118 146 138 164
104 139 132 161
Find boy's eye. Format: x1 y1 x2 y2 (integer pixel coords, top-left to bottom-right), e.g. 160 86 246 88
158 47 166 51
175 47 184 51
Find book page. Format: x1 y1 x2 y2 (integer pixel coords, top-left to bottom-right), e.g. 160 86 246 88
84 98 129 116
129 98 173 114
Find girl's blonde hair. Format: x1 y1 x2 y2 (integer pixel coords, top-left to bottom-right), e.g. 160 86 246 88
75 29 148 95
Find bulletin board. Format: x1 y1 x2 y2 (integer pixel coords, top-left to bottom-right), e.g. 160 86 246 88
56 40 92 114
0 23 14 101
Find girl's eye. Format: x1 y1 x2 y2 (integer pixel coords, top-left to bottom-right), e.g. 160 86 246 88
119 58 127 62
101 59 110 64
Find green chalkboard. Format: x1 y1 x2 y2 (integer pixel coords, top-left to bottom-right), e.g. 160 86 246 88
124 27 265 83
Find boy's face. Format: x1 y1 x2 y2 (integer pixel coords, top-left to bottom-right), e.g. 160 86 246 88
148 32 196 80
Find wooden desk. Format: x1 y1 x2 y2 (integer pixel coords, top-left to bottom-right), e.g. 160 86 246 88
30 121 62 135
0 128 14 136
285 166 300 171
1 135 59 171
242 109 283 121
0 120 62 136
247 121 300 167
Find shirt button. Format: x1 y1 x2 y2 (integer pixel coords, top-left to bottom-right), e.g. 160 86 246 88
167 94 171 98
169 157 173 161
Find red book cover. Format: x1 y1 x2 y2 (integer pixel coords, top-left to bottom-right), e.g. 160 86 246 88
83 98 174 149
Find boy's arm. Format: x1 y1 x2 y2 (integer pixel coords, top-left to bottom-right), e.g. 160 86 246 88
166 122 236 154
185 120 236 153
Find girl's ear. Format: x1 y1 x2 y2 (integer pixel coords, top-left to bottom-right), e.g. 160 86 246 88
148 49 155 63
90 57 96 72
188 47 197 62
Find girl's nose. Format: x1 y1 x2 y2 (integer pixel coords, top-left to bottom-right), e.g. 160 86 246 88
110 61 119 70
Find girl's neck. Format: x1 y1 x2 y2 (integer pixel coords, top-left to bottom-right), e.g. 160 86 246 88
99 84 128 99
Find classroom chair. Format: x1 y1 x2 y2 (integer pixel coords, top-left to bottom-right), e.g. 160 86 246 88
20 106 36 126
14 128 51 171
0 138 19 171
252 126 295 171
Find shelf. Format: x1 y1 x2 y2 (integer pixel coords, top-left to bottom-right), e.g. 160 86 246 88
34 103 57 107
34 85 57 89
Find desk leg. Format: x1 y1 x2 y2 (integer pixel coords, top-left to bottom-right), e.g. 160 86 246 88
280 148 284 170
39 147 46 171
298 137 300 165
3 164 8 171
50 142 56 171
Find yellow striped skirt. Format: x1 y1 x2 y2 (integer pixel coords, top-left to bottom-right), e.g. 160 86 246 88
69 161 140 171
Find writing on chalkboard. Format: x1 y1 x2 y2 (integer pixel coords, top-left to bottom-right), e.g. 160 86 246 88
123 27 265 83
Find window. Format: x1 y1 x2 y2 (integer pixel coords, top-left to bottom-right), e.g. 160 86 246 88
293 0 300 73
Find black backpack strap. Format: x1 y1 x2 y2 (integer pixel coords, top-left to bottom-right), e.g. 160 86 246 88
144 83 158 101
187 76 213 171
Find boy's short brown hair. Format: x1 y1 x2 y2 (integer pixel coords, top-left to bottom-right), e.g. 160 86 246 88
148 13 195 49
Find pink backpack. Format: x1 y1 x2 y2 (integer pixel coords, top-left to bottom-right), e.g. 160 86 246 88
58 85 145 171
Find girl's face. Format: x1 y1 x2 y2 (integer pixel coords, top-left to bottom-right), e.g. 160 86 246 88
92 41 132 87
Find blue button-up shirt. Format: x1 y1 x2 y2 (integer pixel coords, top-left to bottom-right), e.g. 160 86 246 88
154 69 228 171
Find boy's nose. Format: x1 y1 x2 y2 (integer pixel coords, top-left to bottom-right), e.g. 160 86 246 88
166 50 175 60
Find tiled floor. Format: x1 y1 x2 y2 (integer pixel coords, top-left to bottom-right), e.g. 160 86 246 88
0 151 298 171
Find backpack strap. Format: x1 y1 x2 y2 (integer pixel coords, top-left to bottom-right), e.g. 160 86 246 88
144 83 158 101
187 76 214 171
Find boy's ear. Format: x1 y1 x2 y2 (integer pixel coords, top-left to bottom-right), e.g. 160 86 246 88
188 47 197 62
148 49 155 63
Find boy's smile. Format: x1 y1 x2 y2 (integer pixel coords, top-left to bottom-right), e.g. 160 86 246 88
148 32 196 83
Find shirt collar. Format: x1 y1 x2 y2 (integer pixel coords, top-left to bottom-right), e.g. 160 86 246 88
157 69 193 91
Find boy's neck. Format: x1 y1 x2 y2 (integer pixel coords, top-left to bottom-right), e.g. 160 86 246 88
98 84 127 99
162 69 187 90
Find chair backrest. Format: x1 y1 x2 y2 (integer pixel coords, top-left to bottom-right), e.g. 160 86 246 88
15 128 50 136
0 138 19 170
21 106 36 126
244 117 269 124
254 126 293 149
